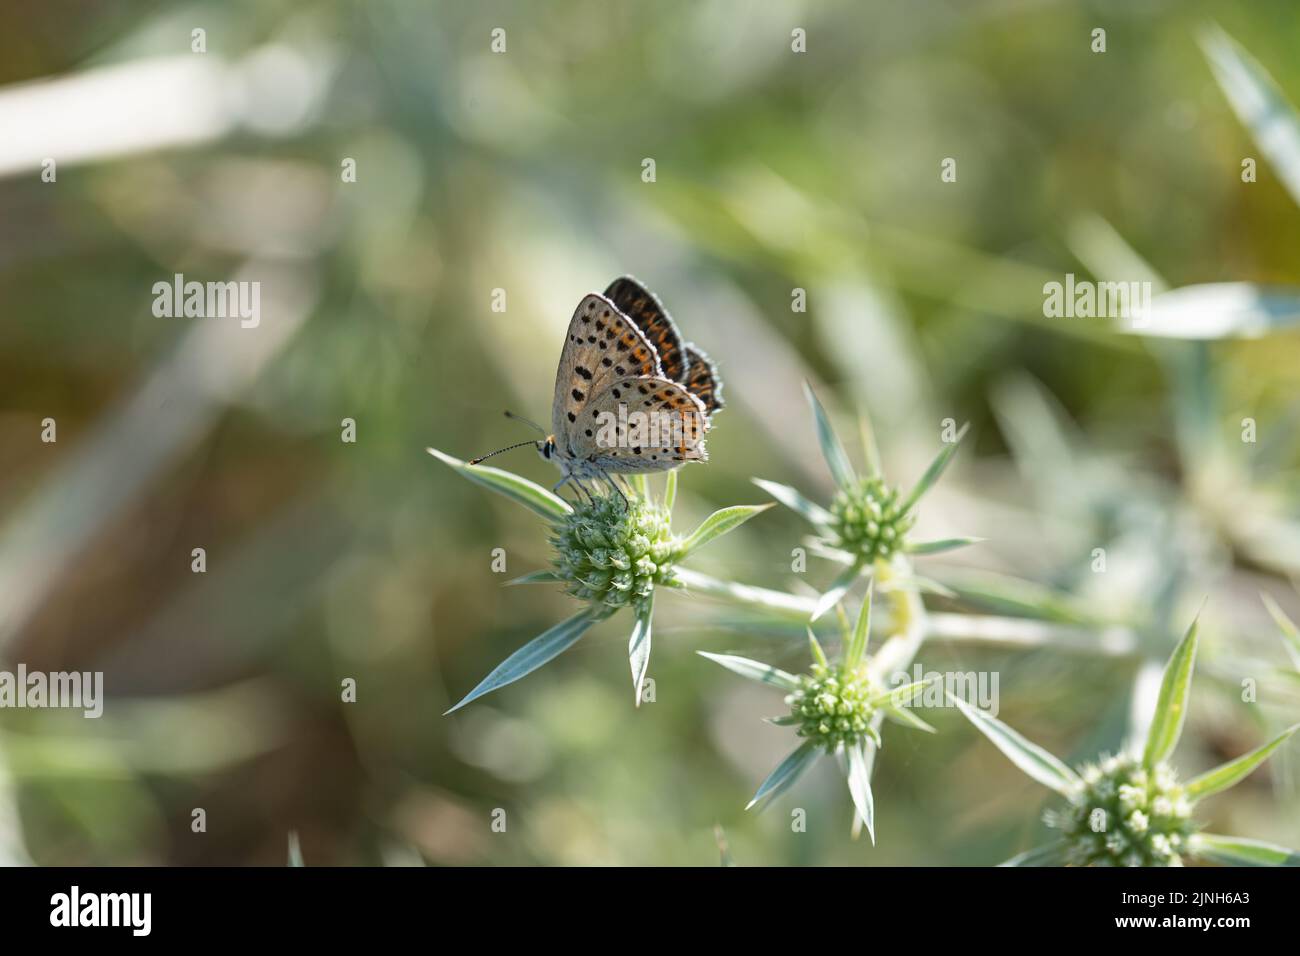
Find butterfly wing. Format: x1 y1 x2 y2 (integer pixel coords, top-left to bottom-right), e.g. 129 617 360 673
569 377 710 473
603 276 689 382
682 345 724 417
552 293 664 446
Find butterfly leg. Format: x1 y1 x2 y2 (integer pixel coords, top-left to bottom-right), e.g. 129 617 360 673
601 473 629 510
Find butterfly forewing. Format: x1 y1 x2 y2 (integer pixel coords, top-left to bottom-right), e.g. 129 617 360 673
603 277 689 382
552 293 663 445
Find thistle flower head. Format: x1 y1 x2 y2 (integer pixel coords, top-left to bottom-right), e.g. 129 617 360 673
1048 752 1195 867
787 660 880 751
550 493 680 608
827 476 916 563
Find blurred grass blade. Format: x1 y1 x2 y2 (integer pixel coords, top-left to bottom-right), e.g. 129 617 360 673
747 741 819 810
288 831 304 867
1261 592 1300 671
713 824 736 867
1128 283 1300 339
1191 833 1300 866
428 448 571 522
999 842 1065 867
846 743 876 845
812 562 862 622
899 426 968 515
751 478 834 528
1201 23 1300 210
504 570 561 586
679 504 774 557
858 412 883 478
444 609 600 714
1142 614 1201 768
844 579 873 669
948 693 1081 795
905 537 983 556
1185 723 1300 801
698 651 800 691
803 382 857 491
630 474 650 499
628 595 654 707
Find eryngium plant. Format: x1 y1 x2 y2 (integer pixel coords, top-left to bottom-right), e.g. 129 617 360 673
701 581 933 842
754 384 979 619
428 450 770 711
951 615 1300 866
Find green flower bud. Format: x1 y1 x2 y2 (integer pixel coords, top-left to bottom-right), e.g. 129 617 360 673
828 477 916 563
787 661 879 752
551 495 680 609
1047 753 1196 867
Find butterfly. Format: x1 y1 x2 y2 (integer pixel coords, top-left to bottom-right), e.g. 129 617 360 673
472 276 724 500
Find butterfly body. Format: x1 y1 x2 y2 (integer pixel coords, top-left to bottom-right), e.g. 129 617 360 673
536 277 723 494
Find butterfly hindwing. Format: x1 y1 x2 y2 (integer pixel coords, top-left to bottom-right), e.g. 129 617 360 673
603 276 689 383
552 293 663 443
682 345 724 417
568 376 709 471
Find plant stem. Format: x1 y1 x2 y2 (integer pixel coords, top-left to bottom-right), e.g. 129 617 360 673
672 567 819 622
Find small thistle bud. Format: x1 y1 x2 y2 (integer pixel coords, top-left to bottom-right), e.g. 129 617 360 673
1051 753 1196 867
551 495 680 608
827 477 916 563
786 661 879 751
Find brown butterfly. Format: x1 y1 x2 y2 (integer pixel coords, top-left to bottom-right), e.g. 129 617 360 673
473 277 724 499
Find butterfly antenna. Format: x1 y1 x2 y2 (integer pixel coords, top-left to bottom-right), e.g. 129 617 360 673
503 410 547 435
469 440 538 465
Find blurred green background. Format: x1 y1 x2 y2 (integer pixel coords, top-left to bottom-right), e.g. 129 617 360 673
1 0 1298 865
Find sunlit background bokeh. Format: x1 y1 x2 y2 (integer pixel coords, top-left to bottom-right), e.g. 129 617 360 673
1 0 1299 866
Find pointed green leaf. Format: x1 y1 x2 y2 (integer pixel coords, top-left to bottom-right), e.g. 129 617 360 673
1191 833 1300 866
663 468 678 512
807 627 828 669
905 536 984 556
882 703 936 734
747 741 819 810
811 561 863 622
846 743 876 844
899 426 968 515
504 570 562 586
870 677 932 709
764 714 801 726
680 504 774 556
751 478 834 528
845 579 874 669
1185 723 1300 801
445 609 600 714
947 693 1081 795
1143 614 1201 768
1261 592 1300 671
628 595 654 707
698 651 800 691
804 382 857 492
428 448 571 521
999 842 1065 867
